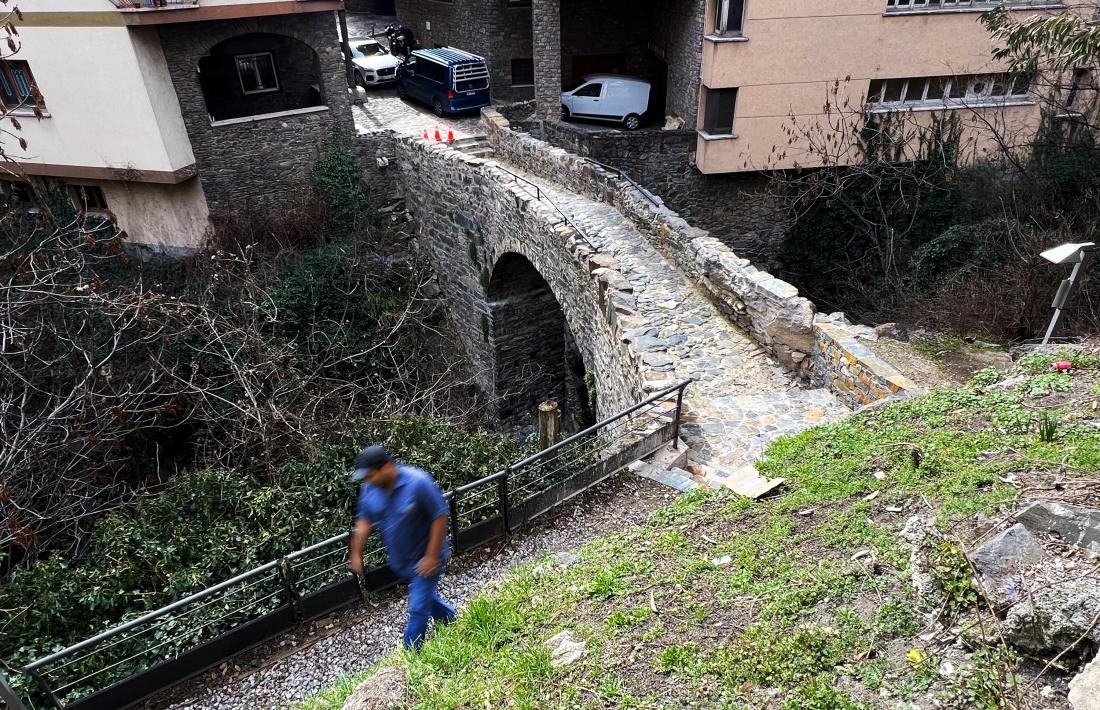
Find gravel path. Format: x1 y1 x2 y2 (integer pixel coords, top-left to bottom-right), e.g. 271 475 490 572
144 474 677 710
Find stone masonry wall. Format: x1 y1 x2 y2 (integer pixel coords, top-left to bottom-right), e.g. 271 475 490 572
648 0 704 125
158 13 353 216
531 0 561 120
397 0 533 103
536 119 788 269
482 108 917 410
394 134 647 422
811 319 920 409
484 108 816 375
351 129 401 207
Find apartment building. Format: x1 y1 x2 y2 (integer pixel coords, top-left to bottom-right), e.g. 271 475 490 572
693 0 1075 174
5 0 351 252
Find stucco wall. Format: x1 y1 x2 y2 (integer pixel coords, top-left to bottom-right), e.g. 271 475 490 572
10 23 195 176
100 178 212 252
157 12 354 214
696 0 1062 172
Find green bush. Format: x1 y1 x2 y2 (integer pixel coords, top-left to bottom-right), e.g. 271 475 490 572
0 416 525 703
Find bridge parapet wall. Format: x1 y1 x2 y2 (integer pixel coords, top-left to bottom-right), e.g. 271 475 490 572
482 108 817 376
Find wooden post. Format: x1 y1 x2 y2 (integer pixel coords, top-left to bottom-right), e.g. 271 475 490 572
538 400 562 451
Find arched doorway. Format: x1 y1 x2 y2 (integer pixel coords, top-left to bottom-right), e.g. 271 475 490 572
487 253 596 430
198 33 324 122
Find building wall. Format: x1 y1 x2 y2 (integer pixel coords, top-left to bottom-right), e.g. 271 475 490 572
648 0 704 124
158 11 354 215
695 0 1065 173
99 178 212 252
397 0 534 103
10 23 195 178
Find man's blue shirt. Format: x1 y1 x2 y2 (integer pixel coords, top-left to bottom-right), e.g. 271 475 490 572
356 465 450 579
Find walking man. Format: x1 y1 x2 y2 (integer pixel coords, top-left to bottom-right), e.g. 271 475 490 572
348 445 457 650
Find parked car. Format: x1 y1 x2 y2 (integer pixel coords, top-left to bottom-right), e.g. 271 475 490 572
560 74 651 130
349 37 402 86
396 47 491 116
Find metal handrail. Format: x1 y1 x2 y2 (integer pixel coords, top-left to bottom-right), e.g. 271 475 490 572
580 158 662 208
21 381 691 708
491 165 592 242
24 559 281 673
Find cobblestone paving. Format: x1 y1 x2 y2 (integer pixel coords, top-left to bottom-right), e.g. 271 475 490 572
353 88 485 140
493 168 849 485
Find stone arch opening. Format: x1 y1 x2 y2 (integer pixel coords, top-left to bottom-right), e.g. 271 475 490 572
487 252 597 431
197 33 324 122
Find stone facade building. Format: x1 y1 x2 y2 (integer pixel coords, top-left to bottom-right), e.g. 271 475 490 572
6 0 352 251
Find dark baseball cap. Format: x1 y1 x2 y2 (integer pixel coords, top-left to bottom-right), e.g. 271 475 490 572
350 445 394 482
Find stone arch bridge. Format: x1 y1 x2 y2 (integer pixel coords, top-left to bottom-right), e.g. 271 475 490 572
386 119 860 490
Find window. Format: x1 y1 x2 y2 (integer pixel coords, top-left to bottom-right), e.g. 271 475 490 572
0 59 43 110
1064 68 1093 112
867 73 1030 110
511 58 534 87
574 82 603 98
703 87 738 135
69 185 109 213
886 0 1061 12
235 52 279 95
714 0 745 34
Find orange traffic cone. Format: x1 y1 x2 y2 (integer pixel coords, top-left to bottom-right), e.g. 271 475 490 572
422 129 429 140
434 127 442 142
447 128 455 142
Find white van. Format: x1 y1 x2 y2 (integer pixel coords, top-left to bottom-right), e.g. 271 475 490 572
560 74 651 131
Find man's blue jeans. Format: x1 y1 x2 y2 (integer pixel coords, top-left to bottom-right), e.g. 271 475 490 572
404 569 456 650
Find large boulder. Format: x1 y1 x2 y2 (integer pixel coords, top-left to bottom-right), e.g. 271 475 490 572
341 666 408 710
1003 577 1100 655
1069 651 1100 710
971 523 1050 607
1017 501 1100 557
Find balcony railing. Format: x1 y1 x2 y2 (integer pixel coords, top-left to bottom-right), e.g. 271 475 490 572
109 0 198 9
885 0 1062 11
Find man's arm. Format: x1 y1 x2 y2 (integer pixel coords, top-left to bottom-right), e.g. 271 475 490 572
349 518 372 575
416 514 448 577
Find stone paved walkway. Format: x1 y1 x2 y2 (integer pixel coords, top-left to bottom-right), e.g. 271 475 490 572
490 167 849 488
353 88 485 141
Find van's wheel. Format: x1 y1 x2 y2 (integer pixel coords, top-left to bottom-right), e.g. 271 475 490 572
433 98 445 117
396 82 407 100
624 113 641 131
561 105 570 120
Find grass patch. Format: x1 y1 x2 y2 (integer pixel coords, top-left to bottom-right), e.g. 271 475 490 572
298 356 1099 709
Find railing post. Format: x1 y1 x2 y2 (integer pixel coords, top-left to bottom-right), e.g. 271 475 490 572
448 495 460 555
1 673 31 710
277 558 303 623
499 469 511 534
26 668 62 710
672 384 686 449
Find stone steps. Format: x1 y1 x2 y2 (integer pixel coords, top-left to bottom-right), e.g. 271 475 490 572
628 440 699 492
450 136 493 158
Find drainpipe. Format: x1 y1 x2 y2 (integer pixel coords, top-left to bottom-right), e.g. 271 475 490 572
337 9 355 90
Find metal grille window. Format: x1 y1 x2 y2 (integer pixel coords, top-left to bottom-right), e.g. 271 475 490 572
453 62 490 91
235 52 279 95
703 87 738 135
511 58 534 87
0 59 42 110
69 185 109 213
714 0 745 33
886 0 1061 11
867 73 1031 110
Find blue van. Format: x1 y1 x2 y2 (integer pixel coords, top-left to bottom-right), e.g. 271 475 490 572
395 47 491 116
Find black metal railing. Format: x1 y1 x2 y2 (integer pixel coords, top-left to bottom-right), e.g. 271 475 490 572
17 381 689 710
